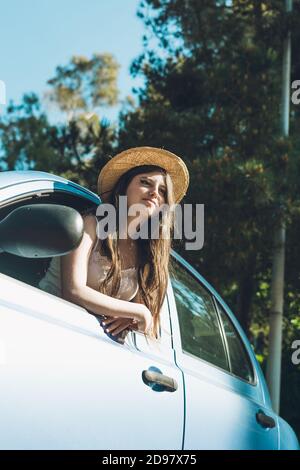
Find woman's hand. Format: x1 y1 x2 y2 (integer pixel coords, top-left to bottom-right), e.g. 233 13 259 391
136 305 153 334
102 316 137 337
101 304 153 339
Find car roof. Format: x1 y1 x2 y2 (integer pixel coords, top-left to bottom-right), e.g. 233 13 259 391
0 171 69 188
0 170 99 201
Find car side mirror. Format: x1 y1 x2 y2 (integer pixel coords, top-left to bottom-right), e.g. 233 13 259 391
0 204 84 258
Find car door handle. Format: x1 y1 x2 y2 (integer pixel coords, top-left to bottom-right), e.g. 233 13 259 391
142 368 178 392
256 411 276 429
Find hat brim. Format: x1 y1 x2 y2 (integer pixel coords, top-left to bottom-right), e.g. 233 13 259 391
98 147 189 204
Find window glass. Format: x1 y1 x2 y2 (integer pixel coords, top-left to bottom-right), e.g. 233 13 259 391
218 305 255 383
171 263 229 371
0 252 49 287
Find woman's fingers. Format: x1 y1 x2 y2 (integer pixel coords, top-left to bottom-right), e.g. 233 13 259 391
116 329 130 344
102 317 116 326
103 317 133 327
104 319 123 330
100 316 137 338
102 317 133 334
107 321 133 335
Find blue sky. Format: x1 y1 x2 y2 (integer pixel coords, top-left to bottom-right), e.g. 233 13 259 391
0 0 146 122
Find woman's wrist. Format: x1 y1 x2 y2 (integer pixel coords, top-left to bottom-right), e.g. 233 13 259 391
132 303 151 323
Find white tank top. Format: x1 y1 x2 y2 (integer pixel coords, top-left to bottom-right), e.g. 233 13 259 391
38 248 139 302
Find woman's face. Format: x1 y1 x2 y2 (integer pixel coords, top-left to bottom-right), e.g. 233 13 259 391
126 171 167 217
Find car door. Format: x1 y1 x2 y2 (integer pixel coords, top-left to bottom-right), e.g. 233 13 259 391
0 172 184 450
168 254 279 450
0 273 184 450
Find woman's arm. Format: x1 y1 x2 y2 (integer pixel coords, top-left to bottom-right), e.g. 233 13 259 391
61 215 152 332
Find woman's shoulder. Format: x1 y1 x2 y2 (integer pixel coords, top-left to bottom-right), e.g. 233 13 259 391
82 211 98 245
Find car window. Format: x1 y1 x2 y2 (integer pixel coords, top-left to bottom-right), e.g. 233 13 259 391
0 252 50 287
171 262 229 371
217 303 255 383
0 201 95 290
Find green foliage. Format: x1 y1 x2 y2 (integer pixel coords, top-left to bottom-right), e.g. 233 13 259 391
46 53 119 120
0 92 116 190
0 53 120 188
0 93 60 171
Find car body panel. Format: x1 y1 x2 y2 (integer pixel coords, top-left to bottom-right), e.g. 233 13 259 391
167 270 279 450
0 273 184 450
278 417 300 450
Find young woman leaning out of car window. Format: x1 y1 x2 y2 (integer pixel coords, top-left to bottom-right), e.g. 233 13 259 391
58 147 189 343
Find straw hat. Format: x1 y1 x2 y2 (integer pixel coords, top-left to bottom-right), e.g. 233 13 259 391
98 146 189 203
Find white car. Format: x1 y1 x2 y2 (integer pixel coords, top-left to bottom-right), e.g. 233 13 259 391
0 171 299 450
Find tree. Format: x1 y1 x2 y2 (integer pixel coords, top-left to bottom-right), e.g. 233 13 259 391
0 54 120 189
46 54 119 121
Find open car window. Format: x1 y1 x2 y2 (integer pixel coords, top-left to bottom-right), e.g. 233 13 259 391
0 194 97 289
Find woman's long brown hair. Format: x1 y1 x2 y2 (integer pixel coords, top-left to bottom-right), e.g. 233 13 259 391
96 164 175 339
